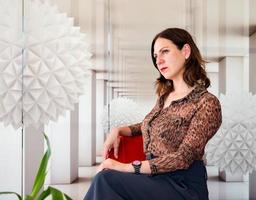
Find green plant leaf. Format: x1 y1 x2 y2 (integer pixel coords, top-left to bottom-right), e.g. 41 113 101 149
25 195 33 200
36 187 51 200
49 186 73 200
64 193 73 200
30 133 51 199
49 187 65 200
37 186 73 200
0 191 22 200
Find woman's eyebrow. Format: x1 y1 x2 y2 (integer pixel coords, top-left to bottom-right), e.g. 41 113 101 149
154 46 168 56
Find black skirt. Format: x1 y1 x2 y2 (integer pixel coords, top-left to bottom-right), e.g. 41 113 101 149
84 160 209 200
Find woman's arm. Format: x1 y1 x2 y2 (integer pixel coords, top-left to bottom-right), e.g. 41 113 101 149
98 159 152 174
111 122 143 137
115 126 132 136
128 122 143 136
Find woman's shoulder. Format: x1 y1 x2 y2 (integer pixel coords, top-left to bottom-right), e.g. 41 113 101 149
189 85 219 104
199 90 221 108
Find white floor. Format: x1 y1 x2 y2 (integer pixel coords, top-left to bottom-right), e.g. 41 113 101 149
207 167 248 200
49 165 249 200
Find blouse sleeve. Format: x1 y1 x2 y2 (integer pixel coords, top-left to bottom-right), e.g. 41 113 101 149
148 94 222 174
128 122 142 136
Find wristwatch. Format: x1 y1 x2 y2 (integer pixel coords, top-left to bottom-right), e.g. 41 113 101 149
132 160 142 174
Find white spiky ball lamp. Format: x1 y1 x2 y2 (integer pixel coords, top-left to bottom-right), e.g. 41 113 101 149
206 92 256 180
0 0 91 129
101 97 145 134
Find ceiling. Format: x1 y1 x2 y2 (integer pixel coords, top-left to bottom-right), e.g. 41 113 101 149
107 0 256 98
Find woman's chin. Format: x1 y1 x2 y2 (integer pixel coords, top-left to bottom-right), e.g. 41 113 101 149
162 74 172 80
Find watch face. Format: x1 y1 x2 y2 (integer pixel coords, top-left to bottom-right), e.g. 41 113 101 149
132 160 141 166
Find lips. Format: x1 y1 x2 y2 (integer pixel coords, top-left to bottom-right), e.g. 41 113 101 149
160 67 168 73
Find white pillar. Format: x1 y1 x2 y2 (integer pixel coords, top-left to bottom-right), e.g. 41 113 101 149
94 0 108 157
218 56 249 182
96 73 107 156
0 126 22 199
0 127 44 196
45 105 78 184
249 32 256 94
248 2 256 199
79 70 96 166
250 171 256 200
217 0 249 182
219 56 246 94
113 88 118 98
23 126 44 196
110 85 114 101
249 31 256 200
206 62 219 97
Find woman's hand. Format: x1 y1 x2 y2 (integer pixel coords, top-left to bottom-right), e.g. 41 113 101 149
97 158 133 173
102 128 121 160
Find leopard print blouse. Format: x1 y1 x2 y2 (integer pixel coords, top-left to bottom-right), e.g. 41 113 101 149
128 85 222 174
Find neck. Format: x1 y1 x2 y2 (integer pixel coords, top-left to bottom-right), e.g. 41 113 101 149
172 78 193 94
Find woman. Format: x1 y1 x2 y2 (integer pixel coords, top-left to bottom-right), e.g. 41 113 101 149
84 28 222 200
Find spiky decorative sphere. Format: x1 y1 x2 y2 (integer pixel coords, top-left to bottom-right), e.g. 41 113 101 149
101 97 145 133
206 92 256 174
0 0 91 129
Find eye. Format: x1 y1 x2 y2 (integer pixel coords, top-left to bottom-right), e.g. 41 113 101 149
162 49 169 54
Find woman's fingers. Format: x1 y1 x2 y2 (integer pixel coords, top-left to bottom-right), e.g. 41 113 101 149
113 146 118 159
97 159 109 173
102 144 110 160
102 129 119 160
97 163 104 173
113 136 120 159
102 149 107 160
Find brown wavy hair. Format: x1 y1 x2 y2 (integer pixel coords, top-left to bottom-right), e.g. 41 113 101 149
151 28 210 96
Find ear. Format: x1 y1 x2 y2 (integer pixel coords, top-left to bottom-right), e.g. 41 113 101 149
182 44 191 59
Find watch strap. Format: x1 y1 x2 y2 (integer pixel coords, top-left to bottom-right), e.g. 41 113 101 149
132 160 142 174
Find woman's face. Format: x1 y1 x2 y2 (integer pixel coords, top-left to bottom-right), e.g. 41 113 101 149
153 37 188 81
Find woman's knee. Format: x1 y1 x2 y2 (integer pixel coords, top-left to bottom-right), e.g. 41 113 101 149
92 170 116 185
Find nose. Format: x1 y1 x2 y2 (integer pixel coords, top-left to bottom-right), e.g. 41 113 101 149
156 56 164 66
